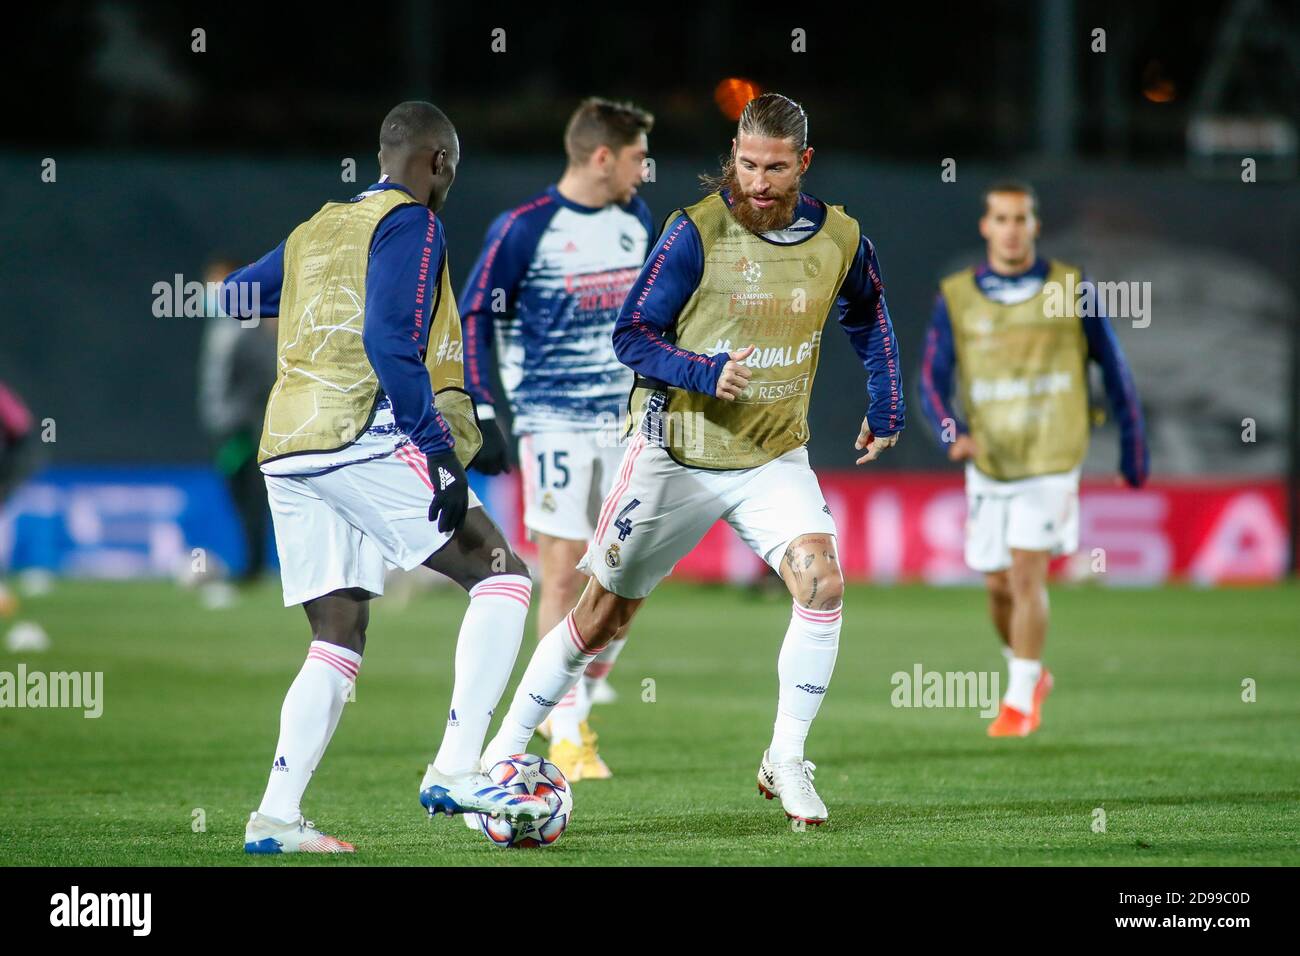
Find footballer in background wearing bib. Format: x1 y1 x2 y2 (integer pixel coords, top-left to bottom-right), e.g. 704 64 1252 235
459 98 655 782
920 181 1149 738
481 93 905 826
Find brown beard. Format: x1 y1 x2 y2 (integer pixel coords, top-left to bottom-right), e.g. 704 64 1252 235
712 159 802 234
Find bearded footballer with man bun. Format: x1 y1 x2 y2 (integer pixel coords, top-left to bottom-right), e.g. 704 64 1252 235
481 92 905 825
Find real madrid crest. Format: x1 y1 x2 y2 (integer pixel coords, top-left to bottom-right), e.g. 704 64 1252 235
605 543 621 568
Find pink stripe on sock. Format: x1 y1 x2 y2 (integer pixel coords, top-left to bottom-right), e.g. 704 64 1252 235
308 656 358 682
473 581 531 594
310 642 361 668
793 603 842 623
308 643 361 676
308 649 358 680
566 612 595 656
473 590 530 610
471 578 533 610
795 607 841 619
471 576 531 592
472 582 532 600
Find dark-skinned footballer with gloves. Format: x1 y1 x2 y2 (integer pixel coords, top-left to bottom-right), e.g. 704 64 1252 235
220 100 551 855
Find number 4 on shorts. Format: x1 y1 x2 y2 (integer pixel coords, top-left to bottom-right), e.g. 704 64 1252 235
614 499 641 541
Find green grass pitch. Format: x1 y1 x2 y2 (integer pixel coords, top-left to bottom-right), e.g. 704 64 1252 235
1 578 1297 866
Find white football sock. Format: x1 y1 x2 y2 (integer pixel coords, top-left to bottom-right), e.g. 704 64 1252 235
769 602 841 765
575 635 625 723
257 641 361 822
585 634 627 683
431 574 531 776
1004 656 1042 714
550 680 586 745
486 610 598 760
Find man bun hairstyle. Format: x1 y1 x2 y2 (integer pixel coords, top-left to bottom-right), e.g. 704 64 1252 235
736 92 808 150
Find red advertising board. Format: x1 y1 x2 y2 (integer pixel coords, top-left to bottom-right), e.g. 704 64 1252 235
499 473 1291 586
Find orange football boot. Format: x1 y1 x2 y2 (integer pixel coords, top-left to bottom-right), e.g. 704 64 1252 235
1031 667 1054 729
987 702 1035 737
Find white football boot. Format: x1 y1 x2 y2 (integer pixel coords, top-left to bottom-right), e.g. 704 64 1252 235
243 812 355 854
419 765 549 823
464 753 503 829
757 750 828 825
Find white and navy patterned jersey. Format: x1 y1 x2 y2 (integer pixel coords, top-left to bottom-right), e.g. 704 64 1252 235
459 185 655 433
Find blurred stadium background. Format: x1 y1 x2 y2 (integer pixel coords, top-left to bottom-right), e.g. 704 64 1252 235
1 0 1298 593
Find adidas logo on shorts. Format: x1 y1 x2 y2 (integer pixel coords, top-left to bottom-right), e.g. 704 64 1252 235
438 467 456 490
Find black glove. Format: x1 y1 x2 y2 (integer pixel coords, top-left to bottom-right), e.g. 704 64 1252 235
425 450 469 534
471 409 511 475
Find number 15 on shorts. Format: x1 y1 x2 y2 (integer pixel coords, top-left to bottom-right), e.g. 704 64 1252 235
536 450 570 489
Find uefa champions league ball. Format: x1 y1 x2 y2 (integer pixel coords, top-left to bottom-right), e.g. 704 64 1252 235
475 753 573 848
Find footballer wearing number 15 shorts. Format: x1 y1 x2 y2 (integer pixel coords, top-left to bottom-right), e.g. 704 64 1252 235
459 98 657 782
481 92 906 826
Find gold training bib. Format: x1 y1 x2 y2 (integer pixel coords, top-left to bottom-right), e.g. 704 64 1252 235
629 193 860 470
941 260 1089 481
259 189 481 467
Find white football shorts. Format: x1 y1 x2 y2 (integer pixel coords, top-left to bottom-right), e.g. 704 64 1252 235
518 430 628 541
576 435 838 599
964 464 1080 573
264 444 481 606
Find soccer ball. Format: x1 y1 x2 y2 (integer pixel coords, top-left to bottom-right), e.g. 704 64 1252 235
474 753 573 848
